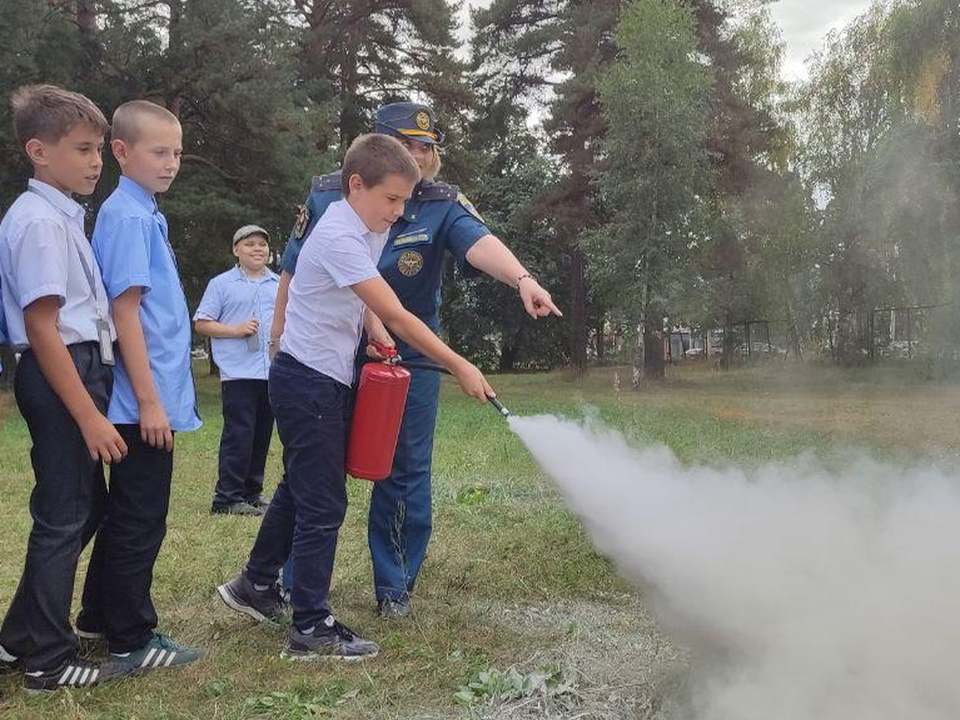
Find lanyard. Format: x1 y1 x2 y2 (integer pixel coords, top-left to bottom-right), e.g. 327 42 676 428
27 187 104 319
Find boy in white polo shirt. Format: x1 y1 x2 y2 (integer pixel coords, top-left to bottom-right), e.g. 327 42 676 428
218 133 494 661
0 85 131 692
195 224 279 516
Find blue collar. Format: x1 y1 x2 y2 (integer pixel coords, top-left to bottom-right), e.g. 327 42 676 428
27 179 84 220
118 176 159 213
231 266 278 283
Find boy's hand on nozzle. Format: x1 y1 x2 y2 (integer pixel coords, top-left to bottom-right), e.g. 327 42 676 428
235 319 259 338
80 413 128 464
140 398 174 452
451 358 495 404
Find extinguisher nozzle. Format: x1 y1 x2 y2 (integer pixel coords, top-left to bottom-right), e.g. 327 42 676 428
488 396 511 418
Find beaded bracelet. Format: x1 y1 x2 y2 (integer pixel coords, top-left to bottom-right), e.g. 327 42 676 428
515 272 535 290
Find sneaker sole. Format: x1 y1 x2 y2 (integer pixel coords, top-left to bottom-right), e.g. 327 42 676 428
280 648 378 662
217 583 269 622
75 629 104 640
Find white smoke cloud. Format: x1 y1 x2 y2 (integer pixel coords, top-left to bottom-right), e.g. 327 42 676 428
509 414 960 720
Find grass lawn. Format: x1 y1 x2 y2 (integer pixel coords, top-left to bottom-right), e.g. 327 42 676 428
1 360 957 719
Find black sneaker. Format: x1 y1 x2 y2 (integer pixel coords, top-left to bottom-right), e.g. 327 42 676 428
281 616 379 661
0 644 20 674
23 657 133 693
247 494 271 509
211 501 264 516
217 572 287 622
377 597 411 619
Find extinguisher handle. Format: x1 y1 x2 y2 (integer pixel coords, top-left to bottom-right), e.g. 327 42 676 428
370 340 400 363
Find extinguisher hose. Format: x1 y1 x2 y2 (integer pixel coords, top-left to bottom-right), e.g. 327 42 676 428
362 358 512 417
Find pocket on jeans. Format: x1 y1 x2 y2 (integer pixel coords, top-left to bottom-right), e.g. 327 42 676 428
307 380 342 418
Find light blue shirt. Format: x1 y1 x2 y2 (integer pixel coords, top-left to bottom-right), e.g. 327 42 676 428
93 176 200 431
0 179 115 349
194 266 279 381
281 199 387 386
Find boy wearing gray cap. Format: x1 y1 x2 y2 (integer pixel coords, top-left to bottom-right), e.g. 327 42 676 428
194 225 279 515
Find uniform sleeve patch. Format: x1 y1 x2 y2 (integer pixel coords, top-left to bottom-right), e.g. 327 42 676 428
292 204 310 239
457 192 484 222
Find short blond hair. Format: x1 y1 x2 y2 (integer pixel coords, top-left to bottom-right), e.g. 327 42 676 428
11 84 109 148
422 145 442 181
111 99 179 144
341 134 421 196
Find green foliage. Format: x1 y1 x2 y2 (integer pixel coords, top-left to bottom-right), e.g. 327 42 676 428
453 664 580 708
242 685 360 718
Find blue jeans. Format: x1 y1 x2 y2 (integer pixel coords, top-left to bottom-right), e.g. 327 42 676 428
245 353 349 630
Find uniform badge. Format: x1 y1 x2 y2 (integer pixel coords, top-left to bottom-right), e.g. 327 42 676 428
398 250 424 277
293 204 310 239
415 110 431 131
457 192 484 222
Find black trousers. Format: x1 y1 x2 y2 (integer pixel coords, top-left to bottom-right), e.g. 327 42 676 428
0 343 110 672
78 424 173 653
212 379 273 508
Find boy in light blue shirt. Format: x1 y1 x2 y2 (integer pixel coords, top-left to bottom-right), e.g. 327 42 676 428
194 224 279 516
76 99 201 672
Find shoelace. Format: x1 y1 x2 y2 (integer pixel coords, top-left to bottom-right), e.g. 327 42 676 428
331 621 356 641
152 633 180 651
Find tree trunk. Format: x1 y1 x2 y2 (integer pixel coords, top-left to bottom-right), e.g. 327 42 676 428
632 321 644 388
721 315 736 369
595 313 605 362
166 0 184 116
569 245 587 373
643 305 665 380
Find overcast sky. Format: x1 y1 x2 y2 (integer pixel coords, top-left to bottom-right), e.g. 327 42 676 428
768 0 875 80
459 0 877 82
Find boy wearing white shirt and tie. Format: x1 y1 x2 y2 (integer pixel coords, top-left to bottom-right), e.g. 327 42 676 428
0 85 131 693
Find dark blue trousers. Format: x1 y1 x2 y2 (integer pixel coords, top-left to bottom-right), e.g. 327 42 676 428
212 379 273 508
0 343 110 671
79 424 174 653
367 367 440 602
245 353 349 630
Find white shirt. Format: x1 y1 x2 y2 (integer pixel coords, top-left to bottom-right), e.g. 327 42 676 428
0 179 115 349
281 199 387 385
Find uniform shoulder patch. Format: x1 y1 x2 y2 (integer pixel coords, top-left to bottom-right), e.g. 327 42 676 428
456 192 484 222
292 204 310 239
416 179 459 202
311 171 343 193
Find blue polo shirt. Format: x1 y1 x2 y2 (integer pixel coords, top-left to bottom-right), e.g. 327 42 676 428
194 266 279 381
93 176 201 431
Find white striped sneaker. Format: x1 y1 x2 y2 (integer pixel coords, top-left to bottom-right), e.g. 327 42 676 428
110 632 201 672
23 658 133 693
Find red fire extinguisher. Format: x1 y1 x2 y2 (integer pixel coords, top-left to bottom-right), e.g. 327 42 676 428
346 344 411 481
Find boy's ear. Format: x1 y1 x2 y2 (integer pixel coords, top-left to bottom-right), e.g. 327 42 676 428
347 173 364 195
24 138 47 167
111 138 128 163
